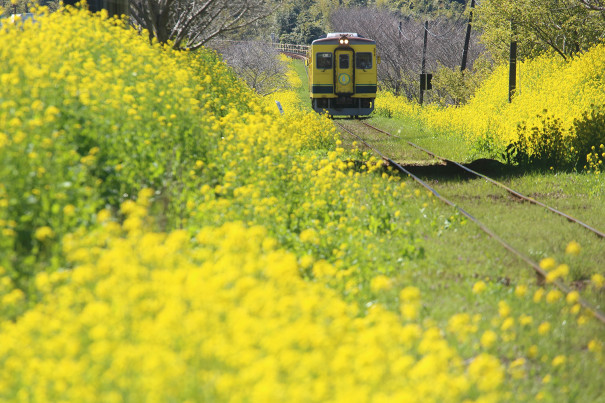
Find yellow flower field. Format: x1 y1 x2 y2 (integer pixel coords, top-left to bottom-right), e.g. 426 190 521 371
376 44 605 168
0 197 506 402
0 7 604 402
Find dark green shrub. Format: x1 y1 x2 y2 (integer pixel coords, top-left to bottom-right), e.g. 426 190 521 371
503 112 576 169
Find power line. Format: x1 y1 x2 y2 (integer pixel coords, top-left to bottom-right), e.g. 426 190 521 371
398 21 412 41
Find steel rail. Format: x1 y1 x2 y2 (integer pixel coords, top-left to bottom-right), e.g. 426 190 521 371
361 121 605 239
336 121 605 325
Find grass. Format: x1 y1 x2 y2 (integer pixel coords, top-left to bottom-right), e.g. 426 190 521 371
369 115 479 162
369 117 605 401
290 57 312 112
366 113 605 287
292 58 605 301
293 58 605 400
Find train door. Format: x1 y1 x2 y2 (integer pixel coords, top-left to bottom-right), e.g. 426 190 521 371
335 49 354 95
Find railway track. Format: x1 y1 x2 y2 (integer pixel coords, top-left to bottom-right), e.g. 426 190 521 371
359 121 605 239
335 119 605 325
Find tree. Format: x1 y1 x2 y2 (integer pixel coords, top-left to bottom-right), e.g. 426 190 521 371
270 0 334 44
0 0 60 17
129 0 273 50
278 8 324 44
475 0 605 62
331 6 484 102
576 0 605 11
215 41 290 95
397 0 465 17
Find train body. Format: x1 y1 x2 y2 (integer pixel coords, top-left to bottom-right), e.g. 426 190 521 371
308 33 377 117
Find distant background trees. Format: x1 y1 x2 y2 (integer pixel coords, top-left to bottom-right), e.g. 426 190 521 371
216 41 290 95
331 6 484 104
3 0 603 105
475 0 605 61
202 0 604 104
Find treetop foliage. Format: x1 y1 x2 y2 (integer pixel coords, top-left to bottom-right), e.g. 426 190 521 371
267 0 467 44
474 0 605 62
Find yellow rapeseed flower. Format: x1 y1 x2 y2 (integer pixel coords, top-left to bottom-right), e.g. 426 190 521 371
498 301 511 318
588 339 602 353
566 291 580 304
519 314 533 326
399 286 421 302
480 330 497 349
34 226 54 241
538 322 551 335
508 358 526 379
545 289 563 304
552 355 566 367
63 204 76 216
399 303 418 320
514 284 527 297
533 288 545 303
300 228 320 245
565 241 581 256
467 354 504 392
501 317 515 331
370 275 393 292
299 255 314 269
539 257 556 271
472 280 487 294
528 345 539 359
2 288 24 306
591 273 604 288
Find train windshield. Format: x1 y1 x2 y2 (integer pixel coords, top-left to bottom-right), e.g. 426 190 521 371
339 54 349 69
316 53 332 69
356 53 372 69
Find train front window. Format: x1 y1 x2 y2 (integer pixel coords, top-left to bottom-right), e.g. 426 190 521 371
356 53 372 70
339 54 349 69
316 53 332 69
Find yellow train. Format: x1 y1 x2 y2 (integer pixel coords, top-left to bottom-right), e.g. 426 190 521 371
307 33 377 117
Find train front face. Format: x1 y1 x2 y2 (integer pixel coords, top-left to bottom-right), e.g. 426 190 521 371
309 33 377 117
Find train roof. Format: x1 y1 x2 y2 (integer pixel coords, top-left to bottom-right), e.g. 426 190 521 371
326 33 359 38
311 33 375 46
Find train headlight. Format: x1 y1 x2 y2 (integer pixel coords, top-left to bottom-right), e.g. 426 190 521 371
339 39 344 44
344 39 349 44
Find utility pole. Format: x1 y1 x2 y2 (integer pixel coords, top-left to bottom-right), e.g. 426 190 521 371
419 21 428 105
460 0 476 72
509 21 517 103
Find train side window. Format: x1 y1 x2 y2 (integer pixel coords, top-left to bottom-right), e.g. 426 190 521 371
316 53 332 69
339 54 349 69
356 53 372 70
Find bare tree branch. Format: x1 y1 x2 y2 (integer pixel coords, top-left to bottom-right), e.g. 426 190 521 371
212 41 290 95
331 7 484 102
130 0 272 50
575 0 605 11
